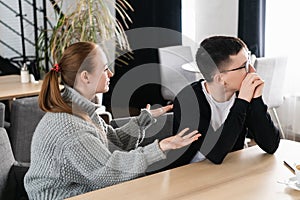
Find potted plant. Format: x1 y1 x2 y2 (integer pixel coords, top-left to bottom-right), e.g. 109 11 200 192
39 0 133 72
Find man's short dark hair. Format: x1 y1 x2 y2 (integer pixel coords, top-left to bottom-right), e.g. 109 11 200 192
196 36 247 82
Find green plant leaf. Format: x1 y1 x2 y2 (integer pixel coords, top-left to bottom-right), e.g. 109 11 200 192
38 0 133 71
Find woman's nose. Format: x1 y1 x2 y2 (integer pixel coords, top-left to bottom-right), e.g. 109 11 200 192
107 68 114 77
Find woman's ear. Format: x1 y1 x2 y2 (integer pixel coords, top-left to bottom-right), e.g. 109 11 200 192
80 71 90 84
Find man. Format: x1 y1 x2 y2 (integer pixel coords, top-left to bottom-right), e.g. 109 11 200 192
167 36 280 168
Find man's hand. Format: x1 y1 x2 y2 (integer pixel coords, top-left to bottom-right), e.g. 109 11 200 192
253 80 264 98
238 73 264 102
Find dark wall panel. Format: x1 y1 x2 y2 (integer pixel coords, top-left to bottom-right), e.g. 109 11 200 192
104 0 181 117
238 0 266 57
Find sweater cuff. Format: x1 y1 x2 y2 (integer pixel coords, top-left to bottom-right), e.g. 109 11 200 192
136 109 156 127
143 140 166 165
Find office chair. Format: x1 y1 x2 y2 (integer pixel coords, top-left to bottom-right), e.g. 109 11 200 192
158 45 203 101
0 102 4 128
254 56 288 139
9 96 45 163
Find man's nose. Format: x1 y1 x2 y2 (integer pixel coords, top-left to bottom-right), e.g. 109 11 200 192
249 65 256 73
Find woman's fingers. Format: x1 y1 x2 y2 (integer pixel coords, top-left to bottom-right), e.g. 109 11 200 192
146 104 151 110
159 129 201 151
146 104 173 117
159 104 173 114
165 104 174 111
174 131 201 148
177 128 189 137
182 130 201 140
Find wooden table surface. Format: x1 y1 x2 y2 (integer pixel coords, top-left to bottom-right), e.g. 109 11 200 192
0 75 43 100
67 139 300 200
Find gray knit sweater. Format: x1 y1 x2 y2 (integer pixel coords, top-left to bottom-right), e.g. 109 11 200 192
24 86 166 200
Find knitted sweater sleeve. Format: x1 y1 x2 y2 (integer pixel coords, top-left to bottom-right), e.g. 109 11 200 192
62 132 165 190
104 109 156 151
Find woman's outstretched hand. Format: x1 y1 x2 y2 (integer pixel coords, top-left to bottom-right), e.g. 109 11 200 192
146 104 173 118
159 128 201 152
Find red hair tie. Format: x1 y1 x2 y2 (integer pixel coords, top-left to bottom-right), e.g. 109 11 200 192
51 63 61 72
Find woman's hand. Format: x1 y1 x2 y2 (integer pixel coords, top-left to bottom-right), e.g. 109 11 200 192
159 128 201 152
146 104 173 118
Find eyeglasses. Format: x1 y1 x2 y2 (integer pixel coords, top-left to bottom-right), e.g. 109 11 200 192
220 51 251 73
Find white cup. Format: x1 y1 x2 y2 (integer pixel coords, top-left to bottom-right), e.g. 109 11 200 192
295 164 300 184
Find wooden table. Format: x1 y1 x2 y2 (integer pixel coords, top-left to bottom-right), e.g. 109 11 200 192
67 139 300 200
0 75 43 100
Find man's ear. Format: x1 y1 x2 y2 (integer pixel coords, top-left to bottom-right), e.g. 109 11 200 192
213 73 226 85
80 71 90 84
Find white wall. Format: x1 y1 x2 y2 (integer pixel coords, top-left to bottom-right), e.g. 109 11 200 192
182 0 239 56
265 0 300 95
265 1 300 138
276 95 300 139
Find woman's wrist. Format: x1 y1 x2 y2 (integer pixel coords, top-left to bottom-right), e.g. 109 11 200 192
136 109 156 127
158 141 168 152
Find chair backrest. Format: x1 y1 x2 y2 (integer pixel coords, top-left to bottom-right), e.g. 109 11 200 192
158 46 202 101
110 112 174 146
0 127 15 199
9 96 45 162
0 102 4 128
254 56 288 108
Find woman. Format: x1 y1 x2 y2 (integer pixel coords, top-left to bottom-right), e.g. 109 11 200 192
24 42 200 199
